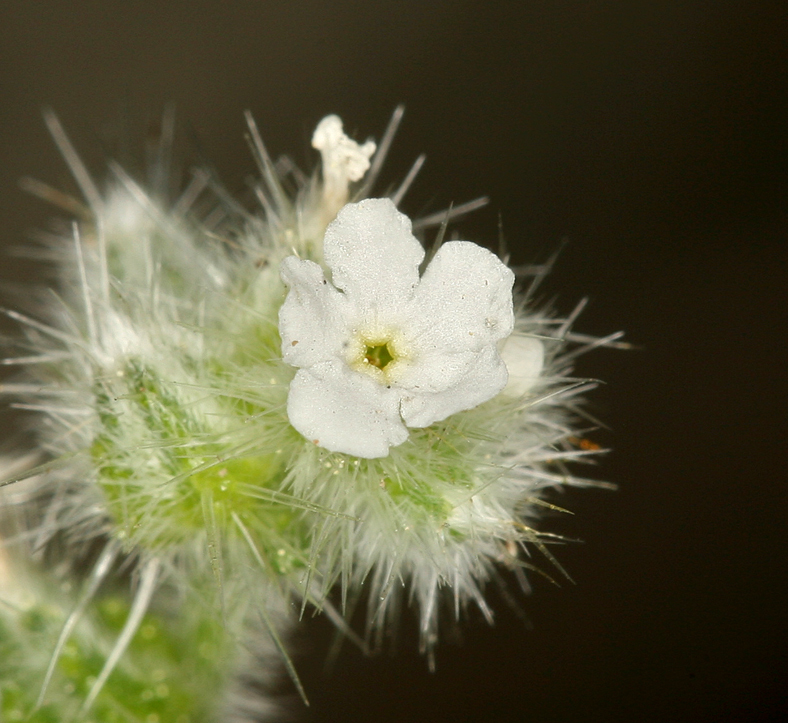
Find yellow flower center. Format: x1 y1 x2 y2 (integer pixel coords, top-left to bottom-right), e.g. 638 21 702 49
348 328 409 384
365 343 394 369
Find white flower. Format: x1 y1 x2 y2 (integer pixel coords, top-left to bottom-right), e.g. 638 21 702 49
279 198 515 458
312 115 376 216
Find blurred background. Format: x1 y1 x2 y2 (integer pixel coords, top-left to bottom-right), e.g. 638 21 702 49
1 2 785 721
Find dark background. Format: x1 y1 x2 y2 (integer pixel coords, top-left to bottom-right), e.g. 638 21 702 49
1 2 786 722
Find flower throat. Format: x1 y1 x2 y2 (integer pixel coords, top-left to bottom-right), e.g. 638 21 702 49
365 343 394 369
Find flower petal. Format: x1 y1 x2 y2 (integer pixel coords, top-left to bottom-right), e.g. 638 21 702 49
279 256 350 368
500 335 544 397
399 345 509 428
323 199 424 315
287 361 408 458
397 240 514 392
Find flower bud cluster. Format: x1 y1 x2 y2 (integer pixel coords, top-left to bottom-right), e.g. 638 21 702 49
1 108 617 716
